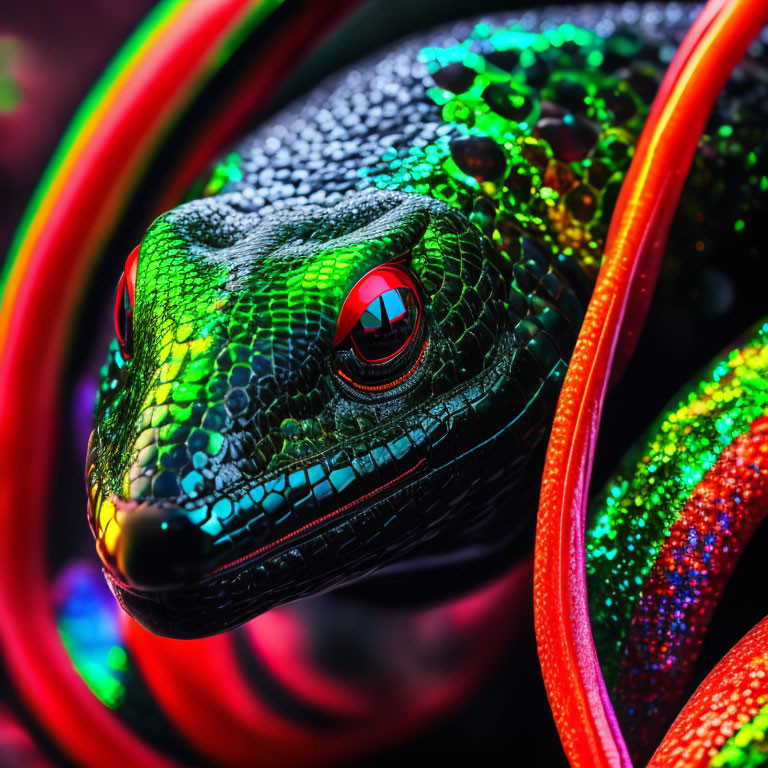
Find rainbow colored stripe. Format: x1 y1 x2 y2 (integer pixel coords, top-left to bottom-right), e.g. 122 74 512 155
0 0 279 334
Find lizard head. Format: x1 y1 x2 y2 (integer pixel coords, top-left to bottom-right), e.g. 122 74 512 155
84 18 650 637
87 187 582 637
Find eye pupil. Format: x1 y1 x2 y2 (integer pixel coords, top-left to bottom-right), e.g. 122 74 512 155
351 287 419 363
334 263 424 390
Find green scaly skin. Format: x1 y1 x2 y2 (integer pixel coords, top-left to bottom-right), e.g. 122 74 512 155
86 6 767 638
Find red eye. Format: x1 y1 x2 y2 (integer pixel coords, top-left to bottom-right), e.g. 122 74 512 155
334 264 421 364
114 245 139 358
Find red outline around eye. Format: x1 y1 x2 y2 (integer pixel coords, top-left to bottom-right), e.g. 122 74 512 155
337 339 429 391
333 263 421 351
114 245 139 354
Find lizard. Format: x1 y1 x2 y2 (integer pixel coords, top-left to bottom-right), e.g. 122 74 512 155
85 2 768 654
74 16 768 768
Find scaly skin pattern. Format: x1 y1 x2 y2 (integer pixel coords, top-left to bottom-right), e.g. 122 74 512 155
86 4 766 640
587 323 768 765
649 614 768 768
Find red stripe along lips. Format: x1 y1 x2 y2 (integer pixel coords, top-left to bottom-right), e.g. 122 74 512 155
89 456 427 594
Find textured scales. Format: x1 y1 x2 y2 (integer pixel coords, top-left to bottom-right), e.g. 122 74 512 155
587 323 768 764
86 4 767 640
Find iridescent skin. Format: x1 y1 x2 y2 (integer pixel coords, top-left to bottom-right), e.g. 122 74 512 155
649 615 768 767
587 324 768 763
711 687 768 768
588 329 768 672
86 7 765 649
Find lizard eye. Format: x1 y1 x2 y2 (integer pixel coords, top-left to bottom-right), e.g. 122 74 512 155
114 245 139 359
334 263 425 391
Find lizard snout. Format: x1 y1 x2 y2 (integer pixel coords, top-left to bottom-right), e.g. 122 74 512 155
89 492 213 591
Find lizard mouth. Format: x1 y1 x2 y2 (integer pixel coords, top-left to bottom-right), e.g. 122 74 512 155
201 458 426 580
87 435 428 619
92 456 429 638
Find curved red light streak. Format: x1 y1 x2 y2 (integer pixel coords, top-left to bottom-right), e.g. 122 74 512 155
533 1 768 766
